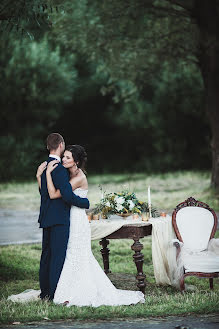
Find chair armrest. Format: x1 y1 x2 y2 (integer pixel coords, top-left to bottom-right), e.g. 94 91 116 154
172 239 183 247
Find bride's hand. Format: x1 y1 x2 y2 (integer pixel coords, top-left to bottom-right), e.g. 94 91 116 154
36 161 47 178
47 160 59 174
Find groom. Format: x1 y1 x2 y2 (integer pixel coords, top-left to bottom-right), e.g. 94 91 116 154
38 133 89 300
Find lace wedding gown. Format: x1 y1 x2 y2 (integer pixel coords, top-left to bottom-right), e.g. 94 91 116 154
53 188 144 307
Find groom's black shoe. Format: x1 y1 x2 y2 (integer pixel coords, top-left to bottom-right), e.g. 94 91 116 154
40 293 51 301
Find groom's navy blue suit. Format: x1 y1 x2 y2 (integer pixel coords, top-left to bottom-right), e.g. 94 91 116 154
38 156 89 300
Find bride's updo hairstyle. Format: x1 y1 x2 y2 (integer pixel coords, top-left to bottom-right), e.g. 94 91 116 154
65 144 87 174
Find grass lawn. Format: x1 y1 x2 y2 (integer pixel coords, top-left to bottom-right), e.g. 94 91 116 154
0 171 219 324
0 170 219 212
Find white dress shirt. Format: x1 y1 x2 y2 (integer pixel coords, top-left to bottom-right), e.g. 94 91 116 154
49 154 61 162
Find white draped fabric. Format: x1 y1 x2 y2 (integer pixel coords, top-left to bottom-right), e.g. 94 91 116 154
7 289 41 303
150 216 178 286
90 215 178 286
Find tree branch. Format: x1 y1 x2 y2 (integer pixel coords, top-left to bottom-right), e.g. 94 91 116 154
149 4 190 18
164 0 194 12
104 2 190 20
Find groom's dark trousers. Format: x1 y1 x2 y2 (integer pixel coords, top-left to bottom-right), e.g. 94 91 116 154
38 157 89 300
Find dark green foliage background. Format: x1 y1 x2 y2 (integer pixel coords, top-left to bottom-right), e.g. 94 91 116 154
0 0 211 181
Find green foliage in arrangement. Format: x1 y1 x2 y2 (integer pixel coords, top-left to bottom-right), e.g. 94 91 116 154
0 235 219 324
93 190 159 218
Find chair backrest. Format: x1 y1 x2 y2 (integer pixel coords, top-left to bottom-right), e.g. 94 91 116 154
172 197 217 252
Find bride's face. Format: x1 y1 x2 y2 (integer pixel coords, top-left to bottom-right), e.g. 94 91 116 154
62 150 76 169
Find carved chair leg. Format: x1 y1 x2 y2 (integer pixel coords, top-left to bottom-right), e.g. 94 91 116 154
180 276 185 292
99 238 111 274
209 278 213 289
131 238 146 294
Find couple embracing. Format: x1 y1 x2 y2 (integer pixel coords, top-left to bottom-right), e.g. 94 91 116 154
9 133 145 306
36 133 89 304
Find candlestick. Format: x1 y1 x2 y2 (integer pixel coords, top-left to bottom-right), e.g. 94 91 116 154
148 186 151 205
148 186 152 218
142 213 149 221
148 204 152 218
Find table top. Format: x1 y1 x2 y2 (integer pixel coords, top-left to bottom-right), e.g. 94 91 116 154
105 223 152 239
90 215 163 240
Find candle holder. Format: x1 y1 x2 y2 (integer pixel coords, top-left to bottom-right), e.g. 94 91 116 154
87 213 93 222
93 214 100 220
160 212 167 217
141 212 149 222
132 213 139 220
148 204 152 219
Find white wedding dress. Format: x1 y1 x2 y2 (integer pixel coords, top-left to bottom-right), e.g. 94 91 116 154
53 188 145 307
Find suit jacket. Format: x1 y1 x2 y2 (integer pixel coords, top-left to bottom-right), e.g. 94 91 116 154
38 157 89 228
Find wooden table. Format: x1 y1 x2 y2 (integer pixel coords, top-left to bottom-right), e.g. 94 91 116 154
99 223 152 294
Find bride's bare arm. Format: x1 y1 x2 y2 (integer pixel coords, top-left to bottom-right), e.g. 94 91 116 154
36 161 47 189
69 172 88 191
46 160 62 199
69 177 84 191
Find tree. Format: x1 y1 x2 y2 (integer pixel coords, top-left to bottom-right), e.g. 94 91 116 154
0 0 61 39
51 0 219 187
2 1 218 185
0 36 77 181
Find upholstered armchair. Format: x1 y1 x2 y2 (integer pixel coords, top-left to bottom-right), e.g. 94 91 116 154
172 197 219 291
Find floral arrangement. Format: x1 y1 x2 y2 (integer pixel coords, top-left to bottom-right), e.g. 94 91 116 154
93 190 158 218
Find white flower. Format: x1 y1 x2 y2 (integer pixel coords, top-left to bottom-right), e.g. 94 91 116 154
116 204 123 212
128 200 135 210
115 196 125 205
105 201 111 207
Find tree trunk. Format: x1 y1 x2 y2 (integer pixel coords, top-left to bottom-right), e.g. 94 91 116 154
194 0 219 189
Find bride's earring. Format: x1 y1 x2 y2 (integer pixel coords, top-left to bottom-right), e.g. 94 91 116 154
73 163 78 175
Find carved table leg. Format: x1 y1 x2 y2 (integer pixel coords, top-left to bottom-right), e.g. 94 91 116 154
131 238 146 294
99 238 111 274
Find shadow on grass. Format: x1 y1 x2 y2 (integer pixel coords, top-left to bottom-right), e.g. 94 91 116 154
108 272 177 295
0 260 38 282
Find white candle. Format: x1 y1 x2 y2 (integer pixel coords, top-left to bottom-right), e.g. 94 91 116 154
148 186 151 206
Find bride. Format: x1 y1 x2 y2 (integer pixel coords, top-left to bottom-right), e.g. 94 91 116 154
48 145 144 307
9 144 144 306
